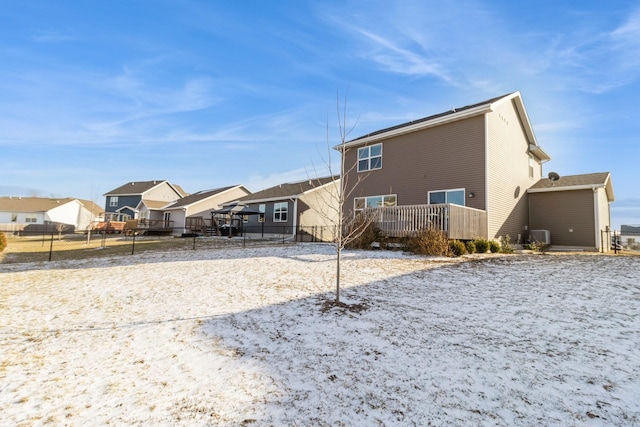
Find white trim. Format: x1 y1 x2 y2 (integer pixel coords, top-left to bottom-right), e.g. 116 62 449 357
593 188 600 251
292 199 298 236
273 201 288 222
527 184 606 194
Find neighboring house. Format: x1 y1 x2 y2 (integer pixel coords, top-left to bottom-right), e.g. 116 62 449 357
160 185 251 235
338 91 614 251
528 172 614 250
0 196 102 232
619 225 640 250
236 176 340 241
103 180 186 222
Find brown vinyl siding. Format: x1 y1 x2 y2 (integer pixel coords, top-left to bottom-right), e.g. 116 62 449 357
486 101 540 240
529 189 595 247
343 115 486 219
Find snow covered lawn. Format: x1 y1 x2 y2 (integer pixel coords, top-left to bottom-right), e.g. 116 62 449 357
1 244 639 425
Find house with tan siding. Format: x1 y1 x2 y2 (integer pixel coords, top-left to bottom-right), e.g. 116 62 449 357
160 185 251 235
528 172 614 250
338 91 614 251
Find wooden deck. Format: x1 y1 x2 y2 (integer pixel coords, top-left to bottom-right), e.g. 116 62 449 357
365 204 487 240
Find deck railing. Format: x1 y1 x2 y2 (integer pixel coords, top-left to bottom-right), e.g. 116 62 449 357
364 204 487 240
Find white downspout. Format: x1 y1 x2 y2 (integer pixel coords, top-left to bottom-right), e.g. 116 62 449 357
291 198 298 238
593 188 600 251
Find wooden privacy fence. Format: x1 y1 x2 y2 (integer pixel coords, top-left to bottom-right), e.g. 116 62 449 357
364 204 487 240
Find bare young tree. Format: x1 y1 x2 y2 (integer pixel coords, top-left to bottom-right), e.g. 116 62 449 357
55 223 70 241
313 91 380 305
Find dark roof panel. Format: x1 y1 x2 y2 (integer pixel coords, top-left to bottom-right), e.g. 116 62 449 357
238 176 339 202
348 93 514 143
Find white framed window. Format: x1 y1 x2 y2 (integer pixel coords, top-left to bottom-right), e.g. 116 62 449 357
528 154 536 179
109 196 119 207
273 202 288 222
428 189 465 206
25 215 38 223
258 204 266 223
354 194 397 214
357 143 382 172
11 213 17 222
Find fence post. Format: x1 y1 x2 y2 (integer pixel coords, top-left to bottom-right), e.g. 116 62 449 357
192 235 196 250
282 226 286 244
131 232 136 255
48 232 54 261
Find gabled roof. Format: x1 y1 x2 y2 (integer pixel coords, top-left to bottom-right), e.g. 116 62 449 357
237 176 339 203
138 200 169 210
338 91 550 162
528 172 615 201
104 180 186 197
0 196 86 213
163 185 249 210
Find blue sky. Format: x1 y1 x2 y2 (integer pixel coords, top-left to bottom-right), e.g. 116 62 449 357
1 1 639 227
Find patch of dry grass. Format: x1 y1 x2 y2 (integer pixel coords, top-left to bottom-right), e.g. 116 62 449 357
0 233 265 264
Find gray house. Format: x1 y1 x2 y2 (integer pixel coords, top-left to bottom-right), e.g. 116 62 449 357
338 91 615 251
235 176 340 241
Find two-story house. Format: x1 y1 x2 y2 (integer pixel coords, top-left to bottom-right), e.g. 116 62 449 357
338 91 614 251
103 180 186 222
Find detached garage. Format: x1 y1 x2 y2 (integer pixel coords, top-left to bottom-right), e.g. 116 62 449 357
528 172 615 252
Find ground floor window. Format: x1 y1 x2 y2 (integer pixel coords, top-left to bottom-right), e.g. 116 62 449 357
354 194 397 214
428 189 465 206
273 202 288 222
25 215 38 223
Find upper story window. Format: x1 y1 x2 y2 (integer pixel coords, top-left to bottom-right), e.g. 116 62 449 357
528 154 536 179
357 143 382 172
428 189 465 206
273 202 288 222
109 196 119 207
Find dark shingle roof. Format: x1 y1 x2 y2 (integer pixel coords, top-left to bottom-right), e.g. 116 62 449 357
529 172 611 190
348 93 514 143
104 180 186 196
238 176 339 202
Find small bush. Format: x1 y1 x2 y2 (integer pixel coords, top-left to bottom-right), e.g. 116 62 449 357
473 238 490 254
499 235 515 254
524 241 552 253
404 228 450 256
345 221 380 249
489 240 500 253
449 240 467 257
0 232 6 252
465 240 476 254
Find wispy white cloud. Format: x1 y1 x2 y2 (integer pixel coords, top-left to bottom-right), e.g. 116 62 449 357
31 30 78 43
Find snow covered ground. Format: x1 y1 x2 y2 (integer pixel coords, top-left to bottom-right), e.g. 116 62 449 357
1 244 639 426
